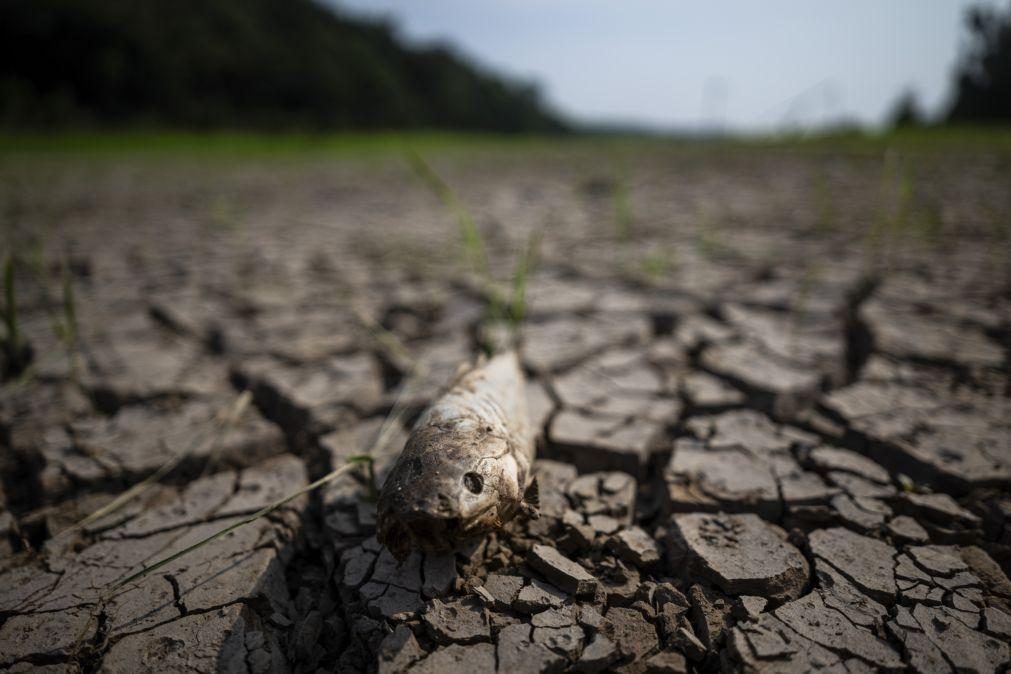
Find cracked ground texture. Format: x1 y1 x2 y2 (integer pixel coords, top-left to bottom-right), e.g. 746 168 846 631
1 141 1009 673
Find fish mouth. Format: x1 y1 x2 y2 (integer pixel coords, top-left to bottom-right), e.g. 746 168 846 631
378 502 499 559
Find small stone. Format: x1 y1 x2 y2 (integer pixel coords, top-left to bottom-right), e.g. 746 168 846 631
913 603 1010 673
549 409 663 478
887 607 956 673
422 553 458 598
827 471 895 498
291 610 323 662
587 514 621 536
664 441 780 518
668 513 808 601
602 472 634 495
337 545 377 590
560 510 595 552
610 527 661 568
907 545 968 577
529 545 598 597
495 623 565 674
600 563 641 607
423 597 490 644
371 548 422 592
377 625 424 674
901 492 982 527
984 606 1011 639
672 624 706 662
412 643 496 674
578 605 606 631
808 527 896 602
653 584 690 615
268 612 292 628
369 585 425 620
515 578 568 614
602 606 659 662
961 546 1011 598
774 591 903 670
700 342 822 419
815 560 887 630
484 574 526 610
832 493 887 532
688 585 732 649
807 446 891 484
732 595 768 620
572 634 619 672
473 586 495 606
532 624 585 659
532 608 575 628
489 612 523 632
886 515 929 543
642 649 688 674
655 604 683 646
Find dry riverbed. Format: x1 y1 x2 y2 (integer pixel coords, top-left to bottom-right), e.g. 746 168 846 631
1 140 1009 672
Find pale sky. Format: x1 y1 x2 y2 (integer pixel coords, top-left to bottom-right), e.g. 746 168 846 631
331 0 1004 132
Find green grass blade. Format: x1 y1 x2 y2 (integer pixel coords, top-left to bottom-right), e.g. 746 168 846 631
509 229 543 326
403 149 492 283
613 173 633 241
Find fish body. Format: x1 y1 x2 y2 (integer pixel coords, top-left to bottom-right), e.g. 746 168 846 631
377 351 536 559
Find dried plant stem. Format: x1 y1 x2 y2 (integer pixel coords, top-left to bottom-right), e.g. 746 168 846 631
112 457 371 591
63 392 253 537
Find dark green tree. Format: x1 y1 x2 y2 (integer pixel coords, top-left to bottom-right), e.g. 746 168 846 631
0 0 567 132
890 90 925 128
948 3 1011 123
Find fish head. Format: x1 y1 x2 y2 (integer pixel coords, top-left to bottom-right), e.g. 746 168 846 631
376 418 524 559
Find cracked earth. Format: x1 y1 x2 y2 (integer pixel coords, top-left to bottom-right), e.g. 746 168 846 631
1 144 1009 672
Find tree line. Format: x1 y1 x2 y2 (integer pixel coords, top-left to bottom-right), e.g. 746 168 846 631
0 0 567 132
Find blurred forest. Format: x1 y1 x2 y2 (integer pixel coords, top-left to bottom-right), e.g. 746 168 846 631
0 0 566 132
1 0 1009 133
948 3 1011 123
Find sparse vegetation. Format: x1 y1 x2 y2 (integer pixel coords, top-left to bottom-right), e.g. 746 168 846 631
508 229 543 326
640 246 674 281
1 252 30 379
812 172 835 235
405 149 543 339
613 167 634 241
57 262 79 377
0 0 566 132
695 204 724 258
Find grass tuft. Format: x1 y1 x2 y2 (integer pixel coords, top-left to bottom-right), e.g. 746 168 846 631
57 262 79 378
613 168 634 241
812 172 835 235
641 247 674 280
404 149 490 279
404 148 543 341
507 229 543 326
695 205 724 257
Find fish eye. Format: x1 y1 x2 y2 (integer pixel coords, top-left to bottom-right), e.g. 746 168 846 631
463 472 484 494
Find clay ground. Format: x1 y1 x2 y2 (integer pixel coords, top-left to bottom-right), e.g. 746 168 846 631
0 136 1009 673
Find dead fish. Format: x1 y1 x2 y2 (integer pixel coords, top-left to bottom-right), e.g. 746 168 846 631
377 350 538 560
